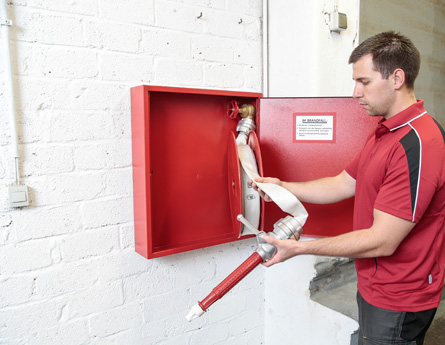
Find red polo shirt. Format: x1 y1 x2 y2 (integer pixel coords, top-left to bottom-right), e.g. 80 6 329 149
346 100 445 312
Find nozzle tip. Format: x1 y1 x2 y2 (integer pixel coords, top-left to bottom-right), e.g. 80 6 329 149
185 303 205 322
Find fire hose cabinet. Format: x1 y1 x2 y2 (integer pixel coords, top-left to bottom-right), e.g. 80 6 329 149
131 85 378 259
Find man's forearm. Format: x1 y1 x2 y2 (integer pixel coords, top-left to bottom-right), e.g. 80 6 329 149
281 170 356 205
295 229 388 259
262 209 416 267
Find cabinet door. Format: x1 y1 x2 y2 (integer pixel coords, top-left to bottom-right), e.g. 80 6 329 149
259 97 378 237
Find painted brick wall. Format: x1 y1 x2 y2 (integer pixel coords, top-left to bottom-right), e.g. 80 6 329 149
0 1 263 344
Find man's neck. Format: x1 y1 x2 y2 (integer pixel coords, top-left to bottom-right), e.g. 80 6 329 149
384 89 417 120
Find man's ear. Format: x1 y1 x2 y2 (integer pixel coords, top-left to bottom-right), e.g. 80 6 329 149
393 68 405 90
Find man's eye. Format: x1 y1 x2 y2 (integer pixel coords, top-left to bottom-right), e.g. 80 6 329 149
362 81 370 85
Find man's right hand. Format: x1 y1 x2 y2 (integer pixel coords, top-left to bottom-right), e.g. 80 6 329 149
249 177 282 202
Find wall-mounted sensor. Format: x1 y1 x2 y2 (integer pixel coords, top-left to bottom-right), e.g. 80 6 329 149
329 12 347 32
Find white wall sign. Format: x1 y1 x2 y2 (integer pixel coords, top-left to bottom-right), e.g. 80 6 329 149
293 113 336 143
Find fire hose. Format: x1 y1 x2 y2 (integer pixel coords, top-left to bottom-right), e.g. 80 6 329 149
186 101 308 321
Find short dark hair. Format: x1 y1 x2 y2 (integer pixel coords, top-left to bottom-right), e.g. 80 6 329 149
348 31 420 89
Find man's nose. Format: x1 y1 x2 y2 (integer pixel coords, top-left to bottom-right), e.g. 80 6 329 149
352 84 362 99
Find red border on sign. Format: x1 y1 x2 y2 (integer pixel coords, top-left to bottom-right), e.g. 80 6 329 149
293 112 336 143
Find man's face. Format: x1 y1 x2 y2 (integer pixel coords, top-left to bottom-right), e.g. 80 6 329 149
352 54 395 119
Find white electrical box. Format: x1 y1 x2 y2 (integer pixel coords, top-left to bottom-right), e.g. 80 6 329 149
330 12 347 32
8 185 29 207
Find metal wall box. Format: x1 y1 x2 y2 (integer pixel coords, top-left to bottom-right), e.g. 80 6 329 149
131 85 378 259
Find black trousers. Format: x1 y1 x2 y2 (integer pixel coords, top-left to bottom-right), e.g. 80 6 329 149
357 291 436 345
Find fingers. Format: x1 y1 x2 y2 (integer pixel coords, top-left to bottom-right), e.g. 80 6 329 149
249 178 272 202
261 235 301 267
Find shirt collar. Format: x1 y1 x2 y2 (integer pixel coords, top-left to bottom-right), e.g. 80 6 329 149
375 100 427 138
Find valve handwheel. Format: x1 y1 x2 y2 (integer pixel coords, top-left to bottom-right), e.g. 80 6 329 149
227 100 239 119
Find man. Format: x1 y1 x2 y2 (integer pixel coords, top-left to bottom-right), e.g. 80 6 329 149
251 31 445 345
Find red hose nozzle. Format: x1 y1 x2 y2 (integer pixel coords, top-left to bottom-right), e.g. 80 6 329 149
186 252 263 321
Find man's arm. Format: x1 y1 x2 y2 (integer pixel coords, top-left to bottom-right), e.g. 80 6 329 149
262 209 416 267
251 170 356 204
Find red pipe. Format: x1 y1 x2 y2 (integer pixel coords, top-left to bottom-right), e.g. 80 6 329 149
198 251 263 311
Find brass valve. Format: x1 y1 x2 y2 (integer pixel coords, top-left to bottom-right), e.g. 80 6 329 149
238 104 256 120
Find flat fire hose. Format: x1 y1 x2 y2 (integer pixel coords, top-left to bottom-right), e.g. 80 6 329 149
186 108 308 321
236 132 308 226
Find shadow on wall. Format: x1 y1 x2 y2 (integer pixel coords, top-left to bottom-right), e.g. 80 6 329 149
429 4 445 127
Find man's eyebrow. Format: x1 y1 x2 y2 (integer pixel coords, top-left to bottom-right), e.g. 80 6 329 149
353 77 370 81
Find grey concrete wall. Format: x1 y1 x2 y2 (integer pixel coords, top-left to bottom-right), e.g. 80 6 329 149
360 0 445 125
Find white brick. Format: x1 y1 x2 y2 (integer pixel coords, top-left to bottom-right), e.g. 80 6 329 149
59 226 120 262
14 9 83 46
0 145 9 181
21 144 74 176
31 173 102 206
204 63 244 88
0 238 53 274
16 0 99 16
16 77 72 111
154 334 191 345
0 213 16 245
94 250 152 282
226 0 262 17
100 52 154 82
18 110 51 144
245 327 264 345
111 321 166 345
183 0 225 9
233 40 262 66
10 42 33 76
102 167 133 197
156 1 204 33
0 109 10 146
84 20 141 53
244 64 262 92
190 322 230 344
0 337 28 345
243 16 262 41
0 275 34 308
49 111 114 142
203 10 245 38
0 300 61 338
141 28 192 58
89 303 143 337
164 309 208 338
154 58 203 86
99 0 155 25
73 140 131 170
143 289 190 322
67 281 123 318
32 46 98 79
111 111 132 139
68 81 129 112
13 205 82 241
214 334 250 345
119 224 134 249
227 307 263 336
122 269 175 302
30 319 90 345
192 36 234 63
34 260 99 299
81 197 133 229
170 253 216 289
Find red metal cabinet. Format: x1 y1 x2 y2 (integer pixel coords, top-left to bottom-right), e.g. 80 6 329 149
131 85 378 259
